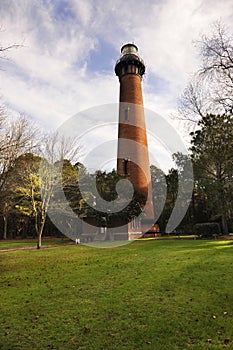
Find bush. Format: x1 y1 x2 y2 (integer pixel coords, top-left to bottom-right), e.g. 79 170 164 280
194 222 221 238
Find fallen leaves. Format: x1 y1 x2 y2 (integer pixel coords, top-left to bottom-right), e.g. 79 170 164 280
32 315 39 323
73 315 79 323
70 336 77 344
206 338 231 346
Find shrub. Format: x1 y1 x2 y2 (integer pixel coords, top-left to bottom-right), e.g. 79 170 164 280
194 222 221 238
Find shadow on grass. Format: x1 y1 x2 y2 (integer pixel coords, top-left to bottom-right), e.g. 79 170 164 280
0 341 21 350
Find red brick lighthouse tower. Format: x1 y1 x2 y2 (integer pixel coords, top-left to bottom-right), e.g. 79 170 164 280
115 43 155 235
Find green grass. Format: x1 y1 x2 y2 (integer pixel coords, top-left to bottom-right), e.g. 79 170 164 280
1 239 233 350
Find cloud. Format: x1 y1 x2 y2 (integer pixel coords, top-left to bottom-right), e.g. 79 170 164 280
0 0 232 172
0 0 116 128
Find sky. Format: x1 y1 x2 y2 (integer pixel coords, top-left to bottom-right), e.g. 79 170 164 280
0 0 233 172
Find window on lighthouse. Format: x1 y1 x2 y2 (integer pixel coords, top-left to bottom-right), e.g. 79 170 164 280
131 65 136 73
124 107 129 121
124 159 129 175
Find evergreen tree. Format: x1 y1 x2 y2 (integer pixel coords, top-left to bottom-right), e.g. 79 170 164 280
190 114 233 234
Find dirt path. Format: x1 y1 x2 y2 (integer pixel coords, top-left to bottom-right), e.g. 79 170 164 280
0 242 75 253
1 235 232 253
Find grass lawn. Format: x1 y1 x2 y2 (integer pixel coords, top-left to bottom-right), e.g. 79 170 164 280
1 239 233 350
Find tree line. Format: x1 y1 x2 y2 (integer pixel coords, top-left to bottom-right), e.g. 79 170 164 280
155 113 232 235
0 109 232 244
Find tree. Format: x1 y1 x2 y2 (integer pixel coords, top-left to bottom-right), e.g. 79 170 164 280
69 168 147 233
190 114 233 234
0 113 39 238
1 169 21 240
179 22 233 121
0 30 21 62
0 38 29 193
2 192 15 240
61 159 80 214
14 153 43 241
150 165 167 230
155 168 178 233
36 133 80 248
0 114 38 192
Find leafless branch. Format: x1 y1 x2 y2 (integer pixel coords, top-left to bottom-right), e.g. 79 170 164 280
178 21 233 122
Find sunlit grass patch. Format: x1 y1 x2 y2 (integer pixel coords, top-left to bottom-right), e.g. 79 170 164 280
207 240 233 249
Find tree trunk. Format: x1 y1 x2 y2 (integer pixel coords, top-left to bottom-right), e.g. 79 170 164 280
217 172 228 235
3 214 8 240
37 233 42 249
36 215 46 249
3 202 9 240
221 214 228 235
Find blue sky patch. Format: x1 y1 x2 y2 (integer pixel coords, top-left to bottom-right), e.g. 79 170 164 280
146 73 170 96
88 40 118 74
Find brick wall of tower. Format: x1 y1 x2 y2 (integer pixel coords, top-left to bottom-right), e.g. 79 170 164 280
116 44 155 229
117 74 151 199
119 75 144 105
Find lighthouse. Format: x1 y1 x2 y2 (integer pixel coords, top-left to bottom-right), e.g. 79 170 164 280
115 43 155 236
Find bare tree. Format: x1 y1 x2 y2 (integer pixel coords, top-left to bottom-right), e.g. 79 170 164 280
0 27 21 61
37 132 80 248
0 43 21 59
178 76 210 121
178 22 233 121
0 113 39 239
0 114 38 192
